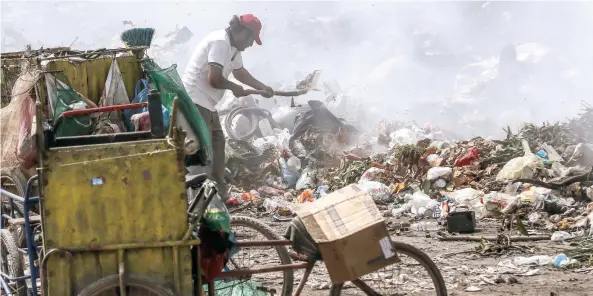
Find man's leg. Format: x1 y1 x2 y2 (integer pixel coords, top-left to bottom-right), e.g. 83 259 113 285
196 105 229 200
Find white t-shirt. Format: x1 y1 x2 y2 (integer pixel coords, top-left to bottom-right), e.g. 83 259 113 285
182 29 243 111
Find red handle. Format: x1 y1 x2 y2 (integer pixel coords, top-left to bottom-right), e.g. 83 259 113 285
60 103 148 118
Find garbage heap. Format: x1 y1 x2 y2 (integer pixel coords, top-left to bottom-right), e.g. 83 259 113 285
224 99 593 234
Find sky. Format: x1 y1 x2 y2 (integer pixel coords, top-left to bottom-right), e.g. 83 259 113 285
2 0 593 139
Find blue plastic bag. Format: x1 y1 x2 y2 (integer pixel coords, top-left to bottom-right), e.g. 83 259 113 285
123 79 170 132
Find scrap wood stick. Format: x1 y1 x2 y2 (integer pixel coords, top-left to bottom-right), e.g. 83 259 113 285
437 235 550 242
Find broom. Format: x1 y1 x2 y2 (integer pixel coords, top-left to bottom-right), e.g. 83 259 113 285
121 28 155 48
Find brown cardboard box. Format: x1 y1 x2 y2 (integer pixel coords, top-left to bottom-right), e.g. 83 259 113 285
294 184 396 283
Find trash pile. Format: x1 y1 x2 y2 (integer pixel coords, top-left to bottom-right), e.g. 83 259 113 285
224 99 593 242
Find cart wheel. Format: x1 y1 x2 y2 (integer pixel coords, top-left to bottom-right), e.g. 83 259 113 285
77 274 176 296
221 215 294 296
0 229 27 296
328 241 447 296
1 168 28 248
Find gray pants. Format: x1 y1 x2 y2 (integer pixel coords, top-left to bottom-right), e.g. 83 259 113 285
195 105 228 200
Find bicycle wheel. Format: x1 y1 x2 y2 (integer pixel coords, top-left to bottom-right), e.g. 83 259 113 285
211 215 294 296
77 274 175 296
1 168 28 248
0 229 27 296
329 241 447 296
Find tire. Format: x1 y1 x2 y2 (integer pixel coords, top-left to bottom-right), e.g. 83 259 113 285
0 168 28 248
329 241 447 296
77 274 175 296
0 229 27 296
228 215 294 296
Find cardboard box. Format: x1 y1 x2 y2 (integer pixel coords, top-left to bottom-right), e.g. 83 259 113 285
294 184 396 283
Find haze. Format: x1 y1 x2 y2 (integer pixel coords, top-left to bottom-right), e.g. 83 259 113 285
2 1 592 139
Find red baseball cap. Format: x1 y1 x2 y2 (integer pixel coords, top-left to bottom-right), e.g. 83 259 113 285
239 14 262 45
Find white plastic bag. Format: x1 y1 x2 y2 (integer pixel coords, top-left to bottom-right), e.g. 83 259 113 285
358 167 386 184
449 188 484 206
358 181 391 201
409 191 438 216
252 136 279 151
275 128 292 152
427 167 452 181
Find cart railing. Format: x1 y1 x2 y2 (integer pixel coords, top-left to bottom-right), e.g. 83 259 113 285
0 175 39 296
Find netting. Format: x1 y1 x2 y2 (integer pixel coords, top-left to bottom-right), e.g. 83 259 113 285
143 58 212 164
46 73 93 137
0 68 40 169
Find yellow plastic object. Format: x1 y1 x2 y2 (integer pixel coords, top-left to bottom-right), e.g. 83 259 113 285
41 139 192 295
45 55 140 103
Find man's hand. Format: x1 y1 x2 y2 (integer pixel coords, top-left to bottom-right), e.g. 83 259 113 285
261 85 274 98
231 85 246 98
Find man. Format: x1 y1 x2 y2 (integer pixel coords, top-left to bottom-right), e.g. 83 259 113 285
182 14 273 200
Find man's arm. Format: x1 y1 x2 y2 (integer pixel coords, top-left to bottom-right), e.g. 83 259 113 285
232 67 266 90
207 65 243 94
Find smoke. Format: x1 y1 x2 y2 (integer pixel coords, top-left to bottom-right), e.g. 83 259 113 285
2 1 592 139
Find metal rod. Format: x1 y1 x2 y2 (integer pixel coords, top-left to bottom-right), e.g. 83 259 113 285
172 246 180 294
23 175 39 296
58 239 201 252
56 102 148 122
235 240 292 247
0 276 13 296
216 262 309 279
0 271 32 281
293 262 316 296
182 182 218 241
40 249 74 296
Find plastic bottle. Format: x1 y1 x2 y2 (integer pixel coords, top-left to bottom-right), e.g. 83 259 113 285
279 158 298 188
411 221 442 231
553 254 570 268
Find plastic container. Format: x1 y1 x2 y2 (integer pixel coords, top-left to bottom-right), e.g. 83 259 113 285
553 254 570 268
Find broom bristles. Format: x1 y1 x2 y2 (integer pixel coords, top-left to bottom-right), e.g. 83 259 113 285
121 28 155 47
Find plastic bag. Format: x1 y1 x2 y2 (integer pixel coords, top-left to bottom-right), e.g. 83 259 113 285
252 136 278 151
409 191 438 217
454 147 479 167
16 95 37 169
496 154 541 180
203 192 231 233
427 167 452 181
295 166 315 190
358 181 391 201
279 158 299 188
124 79 171 132
287 155 302 173
358 167 386 184
449 188 484 206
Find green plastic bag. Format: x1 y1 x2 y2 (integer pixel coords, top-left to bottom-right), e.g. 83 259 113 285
51 74 92 137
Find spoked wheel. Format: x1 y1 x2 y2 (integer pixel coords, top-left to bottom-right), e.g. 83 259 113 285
329 241 447 296
0 229 27 296
209 216 294 296
77 274 175 296
0 168 28 248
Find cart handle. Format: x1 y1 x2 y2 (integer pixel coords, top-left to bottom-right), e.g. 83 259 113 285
54 102 148 126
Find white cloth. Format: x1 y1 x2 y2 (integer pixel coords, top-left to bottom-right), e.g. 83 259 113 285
182 29 243 111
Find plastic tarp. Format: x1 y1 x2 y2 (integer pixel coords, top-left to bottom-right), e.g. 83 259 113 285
96 58 130 133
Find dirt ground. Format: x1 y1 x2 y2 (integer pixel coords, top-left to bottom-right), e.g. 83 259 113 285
233 210 593 296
